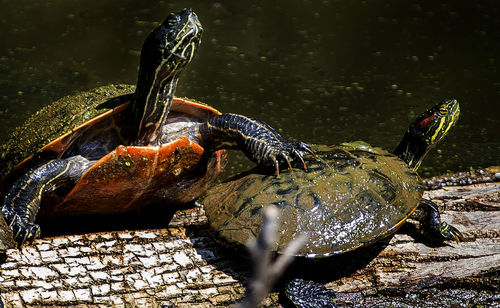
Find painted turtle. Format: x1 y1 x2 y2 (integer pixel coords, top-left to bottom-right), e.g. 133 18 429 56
0 9 311 245
202 99 462 306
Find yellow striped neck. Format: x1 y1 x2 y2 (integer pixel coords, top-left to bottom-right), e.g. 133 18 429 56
394 135 429 171
132 76 178 145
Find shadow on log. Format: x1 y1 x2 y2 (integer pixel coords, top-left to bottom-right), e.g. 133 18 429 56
0 174 498 307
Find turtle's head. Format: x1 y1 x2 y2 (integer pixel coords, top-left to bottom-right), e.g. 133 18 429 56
411 99 460 147
394 99 460 170
133 9 203 144
140 9 202 81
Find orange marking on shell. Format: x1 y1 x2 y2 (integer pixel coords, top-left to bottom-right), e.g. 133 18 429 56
50 137 208 216
10 97 218 180
11 97 226 218
171 97 222 117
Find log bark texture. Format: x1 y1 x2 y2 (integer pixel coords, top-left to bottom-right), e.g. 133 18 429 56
0 180 498 307
330 181 500 307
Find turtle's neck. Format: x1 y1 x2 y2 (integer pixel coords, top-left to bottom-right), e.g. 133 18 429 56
131 73 179 146
393 132 429 171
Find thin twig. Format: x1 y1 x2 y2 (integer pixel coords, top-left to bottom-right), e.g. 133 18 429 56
236 205 307 308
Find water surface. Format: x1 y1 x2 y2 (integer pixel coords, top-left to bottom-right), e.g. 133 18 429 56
1 1 499 177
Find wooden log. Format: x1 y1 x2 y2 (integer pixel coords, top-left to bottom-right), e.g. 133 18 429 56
0 179 498 307
331 182 500 307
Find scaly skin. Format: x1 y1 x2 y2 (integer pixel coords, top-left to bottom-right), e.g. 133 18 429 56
2 156 94 243
201 113 313 175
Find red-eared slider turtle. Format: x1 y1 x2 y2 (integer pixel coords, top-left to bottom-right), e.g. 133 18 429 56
202 99 462 307
0 9 311 245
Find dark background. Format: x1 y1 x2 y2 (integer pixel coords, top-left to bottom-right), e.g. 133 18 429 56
1 0 499 177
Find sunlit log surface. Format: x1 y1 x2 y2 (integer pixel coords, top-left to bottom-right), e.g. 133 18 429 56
0 178 498 307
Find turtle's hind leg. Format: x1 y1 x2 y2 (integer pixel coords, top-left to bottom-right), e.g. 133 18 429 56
1 156 94 244
411 199 464 242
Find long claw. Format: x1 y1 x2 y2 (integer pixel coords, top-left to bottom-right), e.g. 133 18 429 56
452 228 464 242
14 227 22 241
8 216 15 228
293 149 307 170
22 231 29 246
299 142 316 157
262 141 314 175
305 146 318 160
6 214 40 244
272 156 280 176
281 153 293 171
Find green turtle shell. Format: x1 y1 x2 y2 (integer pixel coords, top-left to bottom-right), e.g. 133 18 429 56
0 84 134 188
0 85 135 174
202 142 424 257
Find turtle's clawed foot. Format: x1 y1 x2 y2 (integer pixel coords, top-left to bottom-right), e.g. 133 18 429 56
438 222 464 242
413 199 464 243
293 142 316 170
267 142 314 176
6 214 40 245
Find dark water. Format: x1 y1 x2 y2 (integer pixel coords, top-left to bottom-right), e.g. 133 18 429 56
0 0 499 178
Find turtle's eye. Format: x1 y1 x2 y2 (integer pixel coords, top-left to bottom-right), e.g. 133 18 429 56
166 14 180 27
439 106 448 115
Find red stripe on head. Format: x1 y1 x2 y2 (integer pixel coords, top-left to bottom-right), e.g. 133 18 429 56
419 113 436 129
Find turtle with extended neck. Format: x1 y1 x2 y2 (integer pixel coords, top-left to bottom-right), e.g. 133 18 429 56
0 9 311 245
202 99 463 307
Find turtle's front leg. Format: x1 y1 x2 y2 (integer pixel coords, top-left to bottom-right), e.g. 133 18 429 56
1 156 94 244
411 199 464 242
200 113 314 175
